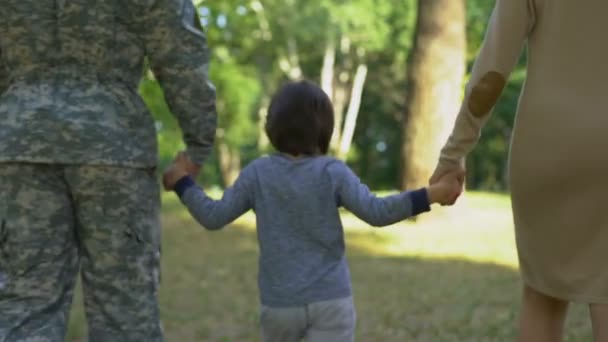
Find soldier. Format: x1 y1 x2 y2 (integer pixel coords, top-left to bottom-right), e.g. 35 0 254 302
0 0 216 341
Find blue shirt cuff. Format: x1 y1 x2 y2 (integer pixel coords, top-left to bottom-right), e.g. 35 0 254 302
410 188 431 215
174 176 196 198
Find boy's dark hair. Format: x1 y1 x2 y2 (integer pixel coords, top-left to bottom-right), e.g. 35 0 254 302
265 80 334 155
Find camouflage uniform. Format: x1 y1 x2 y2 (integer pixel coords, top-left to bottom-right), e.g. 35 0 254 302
0 0 217 341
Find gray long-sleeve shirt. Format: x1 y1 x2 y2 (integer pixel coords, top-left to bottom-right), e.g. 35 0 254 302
175 154 430 307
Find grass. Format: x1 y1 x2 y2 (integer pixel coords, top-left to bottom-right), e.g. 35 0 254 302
66 191 593 341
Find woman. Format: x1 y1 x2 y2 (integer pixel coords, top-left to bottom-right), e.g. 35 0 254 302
431 0 608 341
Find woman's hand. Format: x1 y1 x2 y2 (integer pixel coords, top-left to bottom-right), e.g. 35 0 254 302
429 161 465 205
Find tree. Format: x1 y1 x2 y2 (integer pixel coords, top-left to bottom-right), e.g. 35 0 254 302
144 0 513 192
400 0 466 190
244 0 393 160
320 1 392 160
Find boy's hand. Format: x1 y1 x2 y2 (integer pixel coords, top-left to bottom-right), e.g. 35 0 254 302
162 164 188 191
162 152 196 191
427 170 464 206
175 151 201 177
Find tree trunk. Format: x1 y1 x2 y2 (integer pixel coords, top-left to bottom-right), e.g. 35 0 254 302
330 84 347 153
400 0 466 190
337 63 368 160
321 36 336 100
329 36 352 154
217 140 241 187
257 95 270 150
278 38 303 80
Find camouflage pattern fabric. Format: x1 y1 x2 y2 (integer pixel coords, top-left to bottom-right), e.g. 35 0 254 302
0 48 7 95
0 0 216 340
0 163 162 342
0 0 217 166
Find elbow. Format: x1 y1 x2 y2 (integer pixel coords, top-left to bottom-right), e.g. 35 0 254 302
186 201 228 231
366 216 395 227
199 219 225 231
192 214 225 231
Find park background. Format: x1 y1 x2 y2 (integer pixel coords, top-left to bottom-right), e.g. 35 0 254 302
65 0 594 340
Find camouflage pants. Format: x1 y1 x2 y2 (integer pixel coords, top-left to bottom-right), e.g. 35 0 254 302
0 163 163 342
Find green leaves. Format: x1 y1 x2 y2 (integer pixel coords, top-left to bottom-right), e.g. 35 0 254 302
142 0 516 191
211 57 261 147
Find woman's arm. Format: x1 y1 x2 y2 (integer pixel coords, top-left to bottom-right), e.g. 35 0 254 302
433 0 537 179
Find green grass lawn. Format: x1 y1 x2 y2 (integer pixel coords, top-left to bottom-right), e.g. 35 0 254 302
66 191 593 341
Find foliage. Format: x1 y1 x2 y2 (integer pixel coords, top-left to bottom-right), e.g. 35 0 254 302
146 0 524 191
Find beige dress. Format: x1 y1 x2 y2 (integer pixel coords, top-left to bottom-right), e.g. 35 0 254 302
439 0 608 303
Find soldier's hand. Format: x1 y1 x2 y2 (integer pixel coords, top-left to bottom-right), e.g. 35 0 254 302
177 151 201 177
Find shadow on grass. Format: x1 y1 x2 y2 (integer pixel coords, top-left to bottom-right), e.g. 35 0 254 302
66 213 592 341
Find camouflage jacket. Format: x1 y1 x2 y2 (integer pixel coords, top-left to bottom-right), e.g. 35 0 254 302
0 0 217 167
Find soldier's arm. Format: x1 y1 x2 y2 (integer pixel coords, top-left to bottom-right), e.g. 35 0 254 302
0 48 9 95
134 0 217 166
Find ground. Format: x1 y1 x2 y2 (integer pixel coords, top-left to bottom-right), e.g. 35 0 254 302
66 192 593 341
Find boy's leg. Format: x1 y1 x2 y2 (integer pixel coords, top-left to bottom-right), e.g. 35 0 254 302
590 304 608 342
306 296 356 342
66 165 163 342
0 163 80 341
518 284 568 342
260 305 307 342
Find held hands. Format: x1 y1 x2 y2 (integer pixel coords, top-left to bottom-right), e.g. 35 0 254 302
427 168 465 206
162 151 201 191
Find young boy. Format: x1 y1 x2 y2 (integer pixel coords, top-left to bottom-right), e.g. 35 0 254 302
164 81 463 342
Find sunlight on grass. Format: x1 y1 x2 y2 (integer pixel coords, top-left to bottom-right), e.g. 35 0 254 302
170 190 519 269
66 190 593 341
